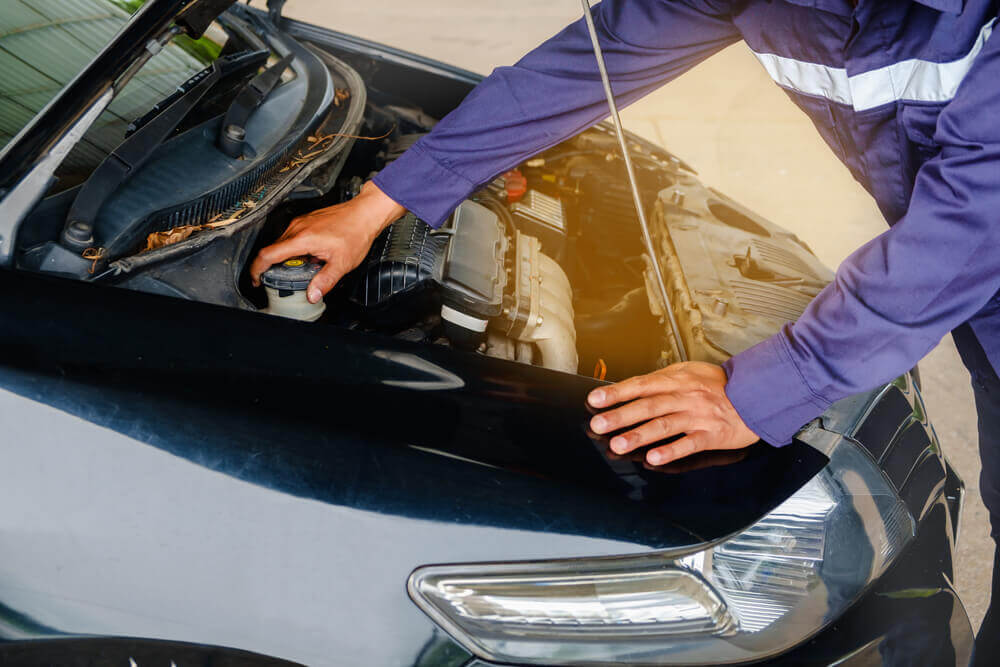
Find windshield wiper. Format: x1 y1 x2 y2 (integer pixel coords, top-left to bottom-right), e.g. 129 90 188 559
218 52 295 158
61 49 268 251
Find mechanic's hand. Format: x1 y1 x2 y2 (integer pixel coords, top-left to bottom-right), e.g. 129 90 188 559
250 181 405 303
587 362 760 466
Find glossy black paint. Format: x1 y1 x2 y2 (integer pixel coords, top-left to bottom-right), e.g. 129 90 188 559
0 637 302 666
0 253 972 665
0 265 825 665
0 267 825 545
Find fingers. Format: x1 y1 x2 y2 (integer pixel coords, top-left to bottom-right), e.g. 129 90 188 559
277 221 303 242
590 394 695 435
645 432 711 466
588 372 678 409
249 235 314 286
608 412 700 455
306 262 348 304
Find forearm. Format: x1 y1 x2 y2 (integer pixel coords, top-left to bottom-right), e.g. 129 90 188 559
726 105 1000 445
374 0 739 226
722 17 1000 446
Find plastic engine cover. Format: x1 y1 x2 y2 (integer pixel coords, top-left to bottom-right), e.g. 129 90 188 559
351 199 507 325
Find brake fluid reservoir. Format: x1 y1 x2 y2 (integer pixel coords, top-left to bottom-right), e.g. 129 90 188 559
261 257 326 322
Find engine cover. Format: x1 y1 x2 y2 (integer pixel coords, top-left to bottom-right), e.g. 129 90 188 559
350 200 507 329
649 176 834 364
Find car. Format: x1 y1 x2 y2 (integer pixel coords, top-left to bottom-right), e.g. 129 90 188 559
0 0 973 665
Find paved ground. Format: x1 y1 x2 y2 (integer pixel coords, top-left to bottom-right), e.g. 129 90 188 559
284 0 993 630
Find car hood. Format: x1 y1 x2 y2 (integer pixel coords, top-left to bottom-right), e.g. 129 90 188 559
0 266 826 665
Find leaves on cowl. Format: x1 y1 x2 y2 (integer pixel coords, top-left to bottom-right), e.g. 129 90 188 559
144 225 202 251
141 120 392 252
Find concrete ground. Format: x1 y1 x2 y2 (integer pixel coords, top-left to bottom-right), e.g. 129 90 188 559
283 0 993 630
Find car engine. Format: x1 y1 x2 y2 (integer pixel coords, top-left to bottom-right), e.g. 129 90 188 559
346 196 578 373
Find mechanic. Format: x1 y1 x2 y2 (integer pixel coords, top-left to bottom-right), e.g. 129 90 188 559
251 0 1000 658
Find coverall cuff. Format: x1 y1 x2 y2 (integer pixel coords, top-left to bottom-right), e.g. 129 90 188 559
723 334 832 447
372 143 476 229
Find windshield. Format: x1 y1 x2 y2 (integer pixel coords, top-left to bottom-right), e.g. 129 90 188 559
0 0 227 190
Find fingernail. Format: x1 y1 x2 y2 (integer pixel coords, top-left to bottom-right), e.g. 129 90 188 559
589 389 606 406
648 452 662 465
591 416 607 433
610 436 626 453
308 288 321 303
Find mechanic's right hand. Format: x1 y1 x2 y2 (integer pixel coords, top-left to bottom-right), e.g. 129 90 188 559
250 181 406 303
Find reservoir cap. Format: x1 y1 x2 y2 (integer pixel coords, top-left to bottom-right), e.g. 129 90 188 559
261 256 323 292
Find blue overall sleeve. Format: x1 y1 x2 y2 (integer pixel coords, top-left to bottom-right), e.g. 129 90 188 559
372 0 739 227
724 25 1000 445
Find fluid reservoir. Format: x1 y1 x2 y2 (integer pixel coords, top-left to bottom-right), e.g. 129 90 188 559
261 257 326 322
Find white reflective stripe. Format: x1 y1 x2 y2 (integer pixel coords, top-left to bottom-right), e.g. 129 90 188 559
752 51 852 105
750 18 996 112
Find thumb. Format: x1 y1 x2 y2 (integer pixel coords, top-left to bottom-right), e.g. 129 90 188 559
250 235 312 286
307 261 348 304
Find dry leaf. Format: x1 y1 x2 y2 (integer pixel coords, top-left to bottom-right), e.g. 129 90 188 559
145 225 203 251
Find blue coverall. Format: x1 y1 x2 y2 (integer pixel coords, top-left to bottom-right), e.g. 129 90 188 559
372 0 1000 657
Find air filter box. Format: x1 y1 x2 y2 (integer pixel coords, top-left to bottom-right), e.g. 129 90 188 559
350 199 508 332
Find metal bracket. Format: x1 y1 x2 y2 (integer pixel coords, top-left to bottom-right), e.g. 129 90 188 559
267 0 287 25
176 0 238 39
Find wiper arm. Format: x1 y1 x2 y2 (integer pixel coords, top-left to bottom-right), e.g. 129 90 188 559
61 49 268 251
218 52 295 158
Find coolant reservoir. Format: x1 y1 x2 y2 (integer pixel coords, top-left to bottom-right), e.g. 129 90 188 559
261 257 326 322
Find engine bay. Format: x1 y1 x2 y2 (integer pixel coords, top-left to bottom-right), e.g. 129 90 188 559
234 116 686 380
244 107 831 381
15 22 833 383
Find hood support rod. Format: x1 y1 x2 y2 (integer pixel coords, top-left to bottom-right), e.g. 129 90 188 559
579 0 687 362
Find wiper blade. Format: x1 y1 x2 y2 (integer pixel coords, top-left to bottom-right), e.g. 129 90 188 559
61 49 268 251
126 48 268 137
218 52 295 158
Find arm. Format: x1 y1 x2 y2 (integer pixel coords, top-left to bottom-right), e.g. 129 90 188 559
251 0 740 296
374 0 740 227
724 22 1000 445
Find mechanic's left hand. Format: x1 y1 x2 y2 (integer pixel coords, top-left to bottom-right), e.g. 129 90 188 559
588 362 760 466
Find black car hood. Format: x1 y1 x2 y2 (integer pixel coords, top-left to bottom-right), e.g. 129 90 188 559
0 266 826 550
0 267 827 664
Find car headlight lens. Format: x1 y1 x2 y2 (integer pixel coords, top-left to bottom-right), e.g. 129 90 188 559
408 442 914 665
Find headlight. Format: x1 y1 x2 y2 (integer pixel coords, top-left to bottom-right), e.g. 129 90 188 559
407 441 914 665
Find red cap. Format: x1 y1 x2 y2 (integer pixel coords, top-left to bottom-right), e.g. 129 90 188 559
501 169 527 204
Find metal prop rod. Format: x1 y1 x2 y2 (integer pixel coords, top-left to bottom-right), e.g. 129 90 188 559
579 0 687 362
